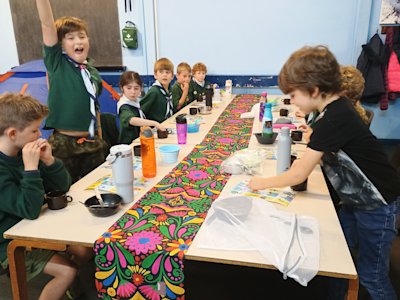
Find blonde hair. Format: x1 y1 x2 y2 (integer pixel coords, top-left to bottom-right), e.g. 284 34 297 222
177 62 191 74
340 65 368 124
54 16 88 42
154 58 174 73
0 93 48 134
192 62 207 74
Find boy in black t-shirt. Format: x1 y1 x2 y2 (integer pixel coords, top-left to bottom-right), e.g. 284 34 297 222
249 46 400 299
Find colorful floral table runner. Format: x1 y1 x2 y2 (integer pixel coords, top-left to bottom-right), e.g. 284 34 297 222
94 95 258 299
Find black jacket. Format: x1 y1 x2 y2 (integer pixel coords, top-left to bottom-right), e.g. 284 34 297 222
356 33 389 103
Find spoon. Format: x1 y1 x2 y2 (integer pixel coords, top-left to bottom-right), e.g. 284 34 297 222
94 187 104 207
79 201 113 208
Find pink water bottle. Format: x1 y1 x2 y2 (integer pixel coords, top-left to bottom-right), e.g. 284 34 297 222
259 91 267 122
176 114 187 144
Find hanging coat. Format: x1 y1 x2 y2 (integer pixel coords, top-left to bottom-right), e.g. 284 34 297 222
356 33 388 104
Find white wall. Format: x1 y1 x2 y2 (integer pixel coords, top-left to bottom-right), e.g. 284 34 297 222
117 0 156 75
0 1 19 73
156 0 371 75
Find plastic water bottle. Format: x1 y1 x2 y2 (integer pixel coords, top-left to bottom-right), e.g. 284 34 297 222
225 80 232 96
175 114 187 144
259 91 267 122
107 144 133 203
262 102 273 137
277 127 292 175
140 126 156 178
213 84 221 101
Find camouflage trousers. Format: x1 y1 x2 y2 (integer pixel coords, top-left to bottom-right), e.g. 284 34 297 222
49 132 107 183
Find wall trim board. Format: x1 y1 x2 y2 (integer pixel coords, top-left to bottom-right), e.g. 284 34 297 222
100 74 279 89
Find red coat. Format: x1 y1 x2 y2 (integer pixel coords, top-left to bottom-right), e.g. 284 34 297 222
387 50 400 93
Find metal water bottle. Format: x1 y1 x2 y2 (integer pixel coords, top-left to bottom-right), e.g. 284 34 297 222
277 127 292 175
140 127 157 178
108 144 133 203
205 84 213 108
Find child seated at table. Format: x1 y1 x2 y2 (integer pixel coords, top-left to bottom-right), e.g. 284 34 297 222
171 62 194 112
190 62 211 101
249 46 400 299
118 71 166 144
340 65 369 125
140 58 174 123
0 93 91 299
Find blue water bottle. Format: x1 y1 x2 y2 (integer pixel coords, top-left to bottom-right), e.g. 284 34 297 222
262 102 273 138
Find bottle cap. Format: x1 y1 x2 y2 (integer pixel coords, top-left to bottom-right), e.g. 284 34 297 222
175 114 187 124
109 144 132 156
281 127 290 134
141 127 153 138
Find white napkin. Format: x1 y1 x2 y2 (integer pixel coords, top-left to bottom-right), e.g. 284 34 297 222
240 103 259 118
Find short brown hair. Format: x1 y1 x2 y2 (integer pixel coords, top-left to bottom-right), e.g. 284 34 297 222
177 62 191 74
192 62 207 74
119 71 143 89
278 45 341 99
54 16 88 42
154 58 174 73
0 93 48 134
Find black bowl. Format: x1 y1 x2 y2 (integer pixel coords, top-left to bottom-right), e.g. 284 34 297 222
84 193 122 217
254 132 278 145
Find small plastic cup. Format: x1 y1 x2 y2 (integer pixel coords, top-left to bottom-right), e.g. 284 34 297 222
159 145 181 163
187 123 200 133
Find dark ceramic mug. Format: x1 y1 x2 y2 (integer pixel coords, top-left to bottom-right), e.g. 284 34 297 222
280 108 289 117
133 145 141 157
46 190 72 210
289 155 308 191
189 107 198 115
157 129 168 139
291 130 303 141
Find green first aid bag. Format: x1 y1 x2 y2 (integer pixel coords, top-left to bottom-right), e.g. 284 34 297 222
122 21 138 49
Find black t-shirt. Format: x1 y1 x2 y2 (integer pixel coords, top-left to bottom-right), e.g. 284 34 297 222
308 98 400 207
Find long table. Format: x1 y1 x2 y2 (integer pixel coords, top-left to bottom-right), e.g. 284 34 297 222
4 94 357 299
2 94 236 299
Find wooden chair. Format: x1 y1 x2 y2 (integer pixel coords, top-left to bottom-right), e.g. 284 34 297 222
365 109 374 127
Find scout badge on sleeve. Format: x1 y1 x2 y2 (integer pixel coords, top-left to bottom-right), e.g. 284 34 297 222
122 21 138 49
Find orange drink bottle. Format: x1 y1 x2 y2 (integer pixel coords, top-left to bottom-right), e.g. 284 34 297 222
140 126 156 178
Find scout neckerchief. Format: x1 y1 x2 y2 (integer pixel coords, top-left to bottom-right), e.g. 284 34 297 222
64 53 98 139
193 78 205 87
117 95 146 119
153 80 173 119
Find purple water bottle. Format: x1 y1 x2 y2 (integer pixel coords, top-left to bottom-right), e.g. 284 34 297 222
176 114 187 144
259 91 267 122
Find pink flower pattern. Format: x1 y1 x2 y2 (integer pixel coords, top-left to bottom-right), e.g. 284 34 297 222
125 231 162 254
